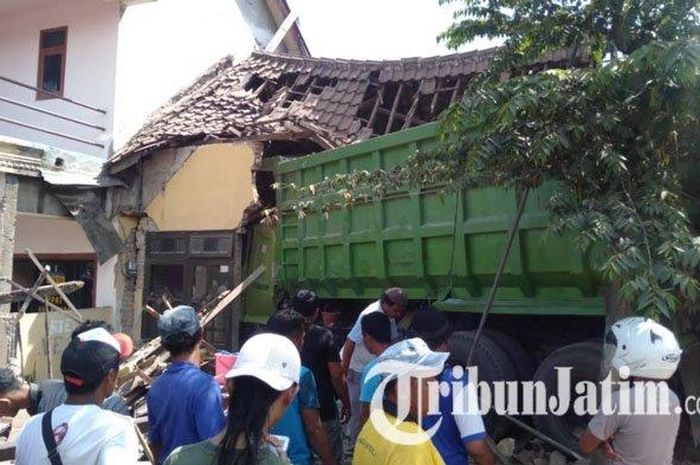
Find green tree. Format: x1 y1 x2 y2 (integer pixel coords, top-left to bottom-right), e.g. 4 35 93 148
284 0 700 321
434 0 700 320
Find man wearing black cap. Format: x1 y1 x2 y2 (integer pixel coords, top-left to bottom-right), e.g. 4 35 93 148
412 308 495 465
0 321 131 418
15 327 138 465
147 305 225 465
341 287 407 440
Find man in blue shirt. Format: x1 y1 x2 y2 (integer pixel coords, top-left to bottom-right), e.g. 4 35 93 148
357 311 392 429
412 308 495 465
267 309 338 465
147 306 225 464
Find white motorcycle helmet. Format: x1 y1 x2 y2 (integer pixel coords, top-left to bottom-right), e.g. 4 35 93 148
606 316 682 380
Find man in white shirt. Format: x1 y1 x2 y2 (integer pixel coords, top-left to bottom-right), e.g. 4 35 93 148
341 287 407 440
16 327 139 465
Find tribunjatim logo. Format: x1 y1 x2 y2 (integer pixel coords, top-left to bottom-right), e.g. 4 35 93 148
366 361 697 445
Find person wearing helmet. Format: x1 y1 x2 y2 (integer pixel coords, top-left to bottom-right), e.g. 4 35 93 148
579 317 683 465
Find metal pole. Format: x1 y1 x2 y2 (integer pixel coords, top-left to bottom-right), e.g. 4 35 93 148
44 303 53 378
0 75 107 114
0 117 104 148
265 6 300 53
466 188 529 366
462 189 586 461
0 96 106 130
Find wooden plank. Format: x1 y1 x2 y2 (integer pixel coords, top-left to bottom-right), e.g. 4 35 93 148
14 271 47 318
402 92 421 129
200 264 265 328
367 86 383 131
143 305 161 320
26 249 83 322
134 422 156 465
200 339 218 353
0 280 84 305
385 83 404 135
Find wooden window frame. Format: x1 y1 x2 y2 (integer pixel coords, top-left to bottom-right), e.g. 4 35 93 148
36 26 68 100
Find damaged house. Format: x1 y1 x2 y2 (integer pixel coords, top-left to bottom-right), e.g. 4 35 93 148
0 0 310 373
106 48 576 347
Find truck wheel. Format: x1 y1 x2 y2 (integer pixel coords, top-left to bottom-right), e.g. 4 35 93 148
482 329 535 381
448 331 519 440
532 342 602 451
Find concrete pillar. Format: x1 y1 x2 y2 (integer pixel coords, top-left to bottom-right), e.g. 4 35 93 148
0 173 19 364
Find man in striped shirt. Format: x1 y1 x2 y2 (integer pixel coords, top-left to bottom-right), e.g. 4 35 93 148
0 320 130 417
0 371 129 417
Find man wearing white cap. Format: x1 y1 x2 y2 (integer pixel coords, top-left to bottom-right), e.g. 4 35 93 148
164 333 302 465
353 337 447 465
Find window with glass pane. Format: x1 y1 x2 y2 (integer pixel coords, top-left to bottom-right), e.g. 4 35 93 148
37 27 67 99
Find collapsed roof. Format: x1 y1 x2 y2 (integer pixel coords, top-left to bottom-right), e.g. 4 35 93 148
110 48 577 173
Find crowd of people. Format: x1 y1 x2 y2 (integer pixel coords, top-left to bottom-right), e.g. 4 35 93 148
0 287 684 465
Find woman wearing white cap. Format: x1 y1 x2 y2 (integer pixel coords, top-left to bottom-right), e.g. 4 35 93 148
164 333 302 465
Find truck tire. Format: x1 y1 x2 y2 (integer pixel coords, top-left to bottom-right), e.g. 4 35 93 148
482 329 536 381
448 331 519 440
532 341 602 451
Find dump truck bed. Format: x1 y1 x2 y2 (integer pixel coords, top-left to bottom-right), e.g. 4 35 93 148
244 123 605 322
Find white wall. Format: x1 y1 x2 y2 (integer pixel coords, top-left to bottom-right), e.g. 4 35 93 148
0 0 120 158
14 213 118 314
14 213 93 254
113 0 258 148
95 255 118 327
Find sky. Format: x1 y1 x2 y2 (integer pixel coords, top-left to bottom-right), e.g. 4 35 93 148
113 0 499 149
288 0 498 59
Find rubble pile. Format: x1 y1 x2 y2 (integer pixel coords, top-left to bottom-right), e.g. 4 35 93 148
497 438 590 465
115 291 228 418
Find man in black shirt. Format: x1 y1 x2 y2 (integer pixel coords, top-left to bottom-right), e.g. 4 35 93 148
293 290 349 465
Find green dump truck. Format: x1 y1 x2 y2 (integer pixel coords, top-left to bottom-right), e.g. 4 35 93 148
242 122 615 449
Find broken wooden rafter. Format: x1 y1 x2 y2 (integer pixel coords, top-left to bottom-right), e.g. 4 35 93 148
143 305 162 320
385 83 404 135
117 265 266 409
200 264 265 327
449 77 463 106
0 280 84 305
367 86 383 129
402 91 421 130
27 249 83 322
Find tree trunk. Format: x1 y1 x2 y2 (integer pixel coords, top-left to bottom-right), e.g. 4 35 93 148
590 282 630 465
601 281 630 377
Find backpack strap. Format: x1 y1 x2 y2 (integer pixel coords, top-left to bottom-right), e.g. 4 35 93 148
41 409 63 465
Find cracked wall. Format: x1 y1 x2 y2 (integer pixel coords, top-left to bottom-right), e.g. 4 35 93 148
109 142 260 340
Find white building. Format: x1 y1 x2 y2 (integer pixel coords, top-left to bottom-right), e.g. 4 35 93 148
0 0 128 157
0 0 308 365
